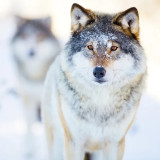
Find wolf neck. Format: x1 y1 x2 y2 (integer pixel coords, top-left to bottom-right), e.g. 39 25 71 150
15 57 49 82
58 67 143 124
60 63 142 106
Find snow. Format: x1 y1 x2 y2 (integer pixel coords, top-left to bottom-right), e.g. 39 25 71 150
0 17 160 160
124 95 160 160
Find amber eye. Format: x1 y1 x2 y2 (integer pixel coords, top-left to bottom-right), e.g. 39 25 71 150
111 46 118 51
87 45 94 50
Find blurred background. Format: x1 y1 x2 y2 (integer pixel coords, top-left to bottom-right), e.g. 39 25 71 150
0 0 160 160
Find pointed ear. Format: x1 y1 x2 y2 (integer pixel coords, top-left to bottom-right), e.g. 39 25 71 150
113 7 139 40
14 15 27 28
71 3 96 32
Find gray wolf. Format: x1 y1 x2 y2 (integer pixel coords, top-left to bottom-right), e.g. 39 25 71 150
11 16 61 156
42 3 146 160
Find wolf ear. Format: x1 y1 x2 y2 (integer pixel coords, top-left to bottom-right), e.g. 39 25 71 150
113 7 139 39
71 3 96 32
15 16 27 28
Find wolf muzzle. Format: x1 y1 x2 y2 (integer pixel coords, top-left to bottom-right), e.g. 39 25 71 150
93 67 106 79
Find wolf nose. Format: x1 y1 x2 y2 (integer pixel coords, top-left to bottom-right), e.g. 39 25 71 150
29 49 35 57
93 67 106 79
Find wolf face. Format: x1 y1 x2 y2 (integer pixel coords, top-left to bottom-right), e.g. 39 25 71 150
62 4 146 86
12 16 60 80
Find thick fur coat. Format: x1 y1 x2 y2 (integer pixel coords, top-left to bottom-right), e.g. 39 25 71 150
11 16 61 155
42 4 146 160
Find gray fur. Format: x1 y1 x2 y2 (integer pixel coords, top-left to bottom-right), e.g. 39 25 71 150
42 5 147 160
67 13 140 65
11 17 61 156
12 17 61 81
12 16 54 41
58 68 144 125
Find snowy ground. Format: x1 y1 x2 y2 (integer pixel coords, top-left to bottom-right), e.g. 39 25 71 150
0 17 160 160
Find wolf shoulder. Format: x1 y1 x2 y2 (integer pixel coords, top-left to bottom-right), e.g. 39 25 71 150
41 52 63 107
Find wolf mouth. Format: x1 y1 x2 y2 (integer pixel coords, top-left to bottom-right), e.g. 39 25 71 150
94 79 106 84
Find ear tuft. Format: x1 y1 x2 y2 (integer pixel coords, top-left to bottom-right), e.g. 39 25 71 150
113 7 139 40
71 3 96 32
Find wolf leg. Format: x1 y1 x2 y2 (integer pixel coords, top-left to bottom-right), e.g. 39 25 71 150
102 138 125 160
45 129 84 160
63 137 85 160
84 153 93 160
48 131 63 160
89 151 103 160
23 99 38 156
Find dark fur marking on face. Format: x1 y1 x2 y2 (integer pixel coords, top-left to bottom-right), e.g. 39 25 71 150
67 14 141 66
12 18 61 82
12 19 56 42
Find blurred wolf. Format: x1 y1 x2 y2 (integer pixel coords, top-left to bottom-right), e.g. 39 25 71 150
42 3 146 160
11 16 61 156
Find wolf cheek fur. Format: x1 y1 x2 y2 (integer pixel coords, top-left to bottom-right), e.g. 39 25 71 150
42 3 146 160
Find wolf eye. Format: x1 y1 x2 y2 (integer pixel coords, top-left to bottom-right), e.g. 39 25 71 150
111 46 118 51
87 45 94 50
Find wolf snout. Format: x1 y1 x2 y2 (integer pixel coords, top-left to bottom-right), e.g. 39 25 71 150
93 67 106 79
28 49 35 57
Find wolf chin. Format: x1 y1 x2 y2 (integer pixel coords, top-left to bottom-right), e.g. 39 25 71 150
42 3 146 160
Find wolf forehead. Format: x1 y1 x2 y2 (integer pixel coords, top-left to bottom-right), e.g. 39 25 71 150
13 18 54 40
68 14 139 57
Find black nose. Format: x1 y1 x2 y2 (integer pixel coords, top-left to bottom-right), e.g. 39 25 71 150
28 49 35 57
93 67 106 79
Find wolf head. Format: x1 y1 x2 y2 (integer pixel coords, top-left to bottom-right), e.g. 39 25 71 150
62 3 146 86
12 16 60 80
